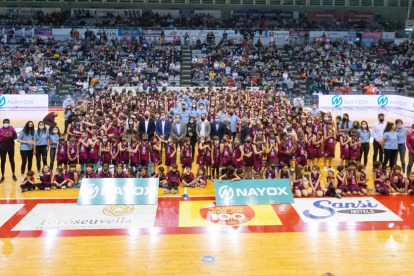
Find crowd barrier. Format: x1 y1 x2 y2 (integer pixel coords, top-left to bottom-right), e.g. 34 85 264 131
319 95 413 110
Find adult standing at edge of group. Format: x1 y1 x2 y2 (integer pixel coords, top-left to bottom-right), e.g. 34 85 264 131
372 113 386 164
239 118 250 145
406 124 414 174
394 119 409 175
380 122 398 168
171 114 187 162
0 119 17 183
17 121 36 182
357 120 371 167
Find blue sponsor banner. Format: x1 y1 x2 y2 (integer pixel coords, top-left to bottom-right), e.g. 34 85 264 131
77 178 159 205
118 28 140 36
34 28 52 35
233 9 293 17
24 28 33 38
214 179 294 207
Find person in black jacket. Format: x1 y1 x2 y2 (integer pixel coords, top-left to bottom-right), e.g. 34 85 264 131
223 118 233 143
186 116 197 161
210 115 225 142
239 118 250 145
138 111 155 140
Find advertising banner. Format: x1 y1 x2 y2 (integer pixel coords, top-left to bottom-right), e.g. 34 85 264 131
163 36 181 42
0 7 61 15
142 29 163 36
71 9 141 18
34 28 52 36
319 95 414 110
313 37 332 43
118 29 140 37
0 95 48 108
214 179 294 207
77 178 159 205
14 28 23 38
307 11 374 20
289 30 309 37
362 32 383 39
268 31 289 37
24 28 33 38
292 197 402 223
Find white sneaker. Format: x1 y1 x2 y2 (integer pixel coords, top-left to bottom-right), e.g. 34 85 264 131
37 172 40 179
323 166 327 172
20 175 25 182
329 166 335 172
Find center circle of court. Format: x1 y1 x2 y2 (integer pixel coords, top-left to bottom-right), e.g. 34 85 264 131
102 205 135 217
200 203 255 225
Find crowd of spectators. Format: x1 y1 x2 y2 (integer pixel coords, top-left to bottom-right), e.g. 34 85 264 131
0 10 66 27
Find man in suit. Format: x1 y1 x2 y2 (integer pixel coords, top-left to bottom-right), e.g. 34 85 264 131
155 112 171 165
138 111 155 140
210 114 224 142
239 118 250 145
170 114 187 161
196 113 211 140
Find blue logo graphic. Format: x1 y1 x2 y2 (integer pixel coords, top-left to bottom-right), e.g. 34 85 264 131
331 95 342 107
0 95 6 107
377 95 388 107
303 200 379 219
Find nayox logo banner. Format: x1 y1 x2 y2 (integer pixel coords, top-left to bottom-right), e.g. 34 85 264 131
77 178 159 205
320 95 414 110
214 179 294 207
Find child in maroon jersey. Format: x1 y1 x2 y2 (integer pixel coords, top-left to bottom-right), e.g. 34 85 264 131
100 134 111 166
182 166 195 188
295 133 308 167
252 136 264 179
88 131 100 173
78 131 89 175
52 167 67 189
242 135 254 179
35 165 52 191
98 163 113 178
195 167 207 188
357 164 373 195
391 165 405 193
278 163 290 180
236 168 245 180
67 135 79 165
349 129 361 165
113 165 127 178
218 167 241 183
181 137 192 174
138 166 150 178
20 171 35 192
65 163 80 187
126 168 136 178
139 134 151 167
231 136 243 169
266 135 278 167
57 134 68 171
312 128 323 167
211 136 221 179
154 167 167 188
264 160 277 179
340 129 350 167
119 134 130 171
292 165 308 198
164 137 176 171
346 161 360 195
83 164 97 179
309 165 324 197
164 164 180 194
404 172 414 195
111 134 120 166
129 136 140 173
196 136 207 168
150 136 161 176
204 137 212 179
220 135 233 175
323 122 336 172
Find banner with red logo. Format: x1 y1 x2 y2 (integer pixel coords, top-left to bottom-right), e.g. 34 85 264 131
289 30 309 38
307 11 374 20
313 37 332 43
362 32 383 39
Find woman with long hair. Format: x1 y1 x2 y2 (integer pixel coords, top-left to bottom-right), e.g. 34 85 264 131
35 121 49 179
17 121 36 182
381 122 398 168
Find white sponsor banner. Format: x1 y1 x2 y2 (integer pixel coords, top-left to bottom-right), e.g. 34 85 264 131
71 9 141 18
310 31 347 38
268 31 289 37
319 95 414 110
0 7 60 15
382 32 396 40
13 203 157 231
292 197 402 223
0 95 48 108
0 204 24 228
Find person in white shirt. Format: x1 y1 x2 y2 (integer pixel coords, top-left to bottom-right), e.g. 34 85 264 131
372 113 386 164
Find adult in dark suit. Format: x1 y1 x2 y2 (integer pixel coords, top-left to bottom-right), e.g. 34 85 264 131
239 118 250 145
155 112 172 165
138 111 155 140
210 115 225 142
170 114 187 162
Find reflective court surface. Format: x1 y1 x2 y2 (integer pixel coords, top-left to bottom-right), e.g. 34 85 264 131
0 108 414 275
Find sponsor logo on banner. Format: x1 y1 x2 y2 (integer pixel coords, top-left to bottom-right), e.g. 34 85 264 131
0 95 48 108
163 36 180 42
314 37 332 43
214 179 294 206
268 31 289 37
34 28 52 36
289 30 309 37
292 197 403 223
308 11 374 20
14 28 23 38
199 202 255 225
118 29 140 36
377 95 388 107
77 178 158 205
24 28 32 38
362 32 383 39
1 7 61 15
12 204 157 230
142 29 162 36
332 95 343 107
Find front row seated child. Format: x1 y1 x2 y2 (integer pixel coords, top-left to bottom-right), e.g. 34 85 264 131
218 166 241 183
83 164 97 179
292 165 309 198
155 167 168 188
99 163 112 178
391 165 405 193
164 164 180 194
138 166 150 178
182 166 195 188
20 171 35 192
35 165 52 191
324 170 342 199
357 164 373 195
405 172 414 195
113 165 127 178
66 163 80 187
195 167 207 188
53 167 68 189
126 168 135 178
308 165 326 197
373 161 390 195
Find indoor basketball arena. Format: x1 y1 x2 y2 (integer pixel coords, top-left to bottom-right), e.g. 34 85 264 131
0 3 413 276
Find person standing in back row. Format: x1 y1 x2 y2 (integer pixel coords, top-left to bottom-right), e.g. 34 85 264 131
0 119 17 183
372 113 386 165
